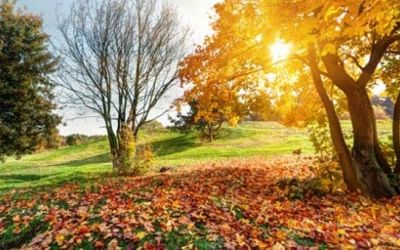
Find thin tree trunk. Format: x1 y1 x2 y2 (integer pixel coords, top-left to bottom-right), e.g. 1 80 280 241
208 124 214 142
308 49 359 191
346 88 397 198
133 126 139 141
104 118 119 170
394 92 400 173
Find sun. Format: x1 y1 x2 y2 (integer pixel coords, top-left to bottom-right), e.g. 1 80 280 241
270 39 292 63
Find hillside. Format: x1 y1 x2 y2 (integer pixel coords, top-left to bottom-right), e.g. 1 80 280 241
0 122 310 191
1 121 399 249
0 120 393 192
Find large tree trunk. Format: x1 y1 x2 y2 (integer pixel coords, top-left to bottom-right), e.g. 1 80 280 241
394 92 400 173
307 49 359 191
346 88 397 198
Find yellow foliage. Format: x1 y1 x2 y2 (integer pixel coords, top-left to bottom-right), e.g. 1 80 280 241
178 0 400 134
116 123 136 175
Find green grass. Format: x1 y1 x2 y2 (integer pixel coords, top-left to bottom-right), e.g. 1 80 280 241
149 122 314 165
0 120 393 192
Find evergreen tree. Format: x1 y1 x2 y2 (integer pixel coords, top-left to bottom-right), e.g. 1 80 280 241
0 1 60 161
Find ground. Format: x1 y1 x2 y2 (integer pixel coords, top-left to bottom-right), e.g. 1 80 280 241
0 122 316 192
0 121 393 192
0 121 399 249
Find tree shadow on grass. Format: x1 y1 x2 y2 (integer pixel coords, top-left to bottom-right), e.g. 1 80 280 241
55 153 111 167
150 135 201 157
46 171 114 187
0 171 116 193
0 174 51 182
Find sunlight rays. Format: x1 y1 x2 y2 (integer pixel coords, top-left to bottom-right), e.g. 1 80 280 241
270 39 292 63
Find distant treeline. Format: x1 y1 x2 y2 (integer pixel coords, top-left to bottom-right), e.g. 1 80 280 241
35 133 106 152
35 121 167 153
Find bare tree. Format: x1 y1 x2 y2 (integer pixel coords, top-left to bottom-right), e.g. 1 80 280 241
57 0 189 171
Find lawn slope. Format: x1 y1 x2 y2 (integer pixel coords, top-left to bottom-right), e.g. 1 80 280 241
0 122 314 191
0 120 394 192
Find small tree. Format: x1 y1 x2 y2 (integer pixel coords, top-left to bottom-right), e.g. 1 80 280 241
169 100 224 142
0 1 60 161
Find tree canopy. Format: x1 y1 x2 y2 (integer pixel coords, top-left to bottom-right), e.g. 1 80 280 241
58 0 189 173
182 0 400 198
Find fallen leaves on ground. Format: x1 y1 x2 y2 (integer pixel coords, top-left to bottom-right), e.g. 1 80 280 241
0 157 400 249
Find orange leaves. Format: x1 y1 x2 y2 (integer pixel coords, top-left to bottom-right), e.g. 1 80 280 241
1 157 400 248
143 221 155 233
12 214 20 223
194 0 400 136
177 1 271 130
94 240 105 248
78 224 90 235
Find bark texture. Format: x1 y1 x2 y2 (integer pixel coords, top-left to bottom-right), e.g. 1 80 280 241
308 49 359 191
345 88 397 198
394 92 400 173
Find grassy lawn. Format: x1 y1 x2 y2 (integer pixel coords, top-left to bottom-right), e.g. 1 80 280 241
0 120 393 192
0 120 399 249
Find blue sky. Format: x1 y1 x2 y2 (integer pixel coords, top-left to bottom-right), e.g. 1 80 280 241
16 0 218 135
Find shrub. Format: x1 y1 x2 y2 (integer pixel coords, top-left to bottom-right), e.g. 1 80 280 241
307 117 335 161
373 105 389 120
141 121 166 133
134 144 154 174
276 161 344 199
65 134 83 146
35 128 63 152
64 134 106 146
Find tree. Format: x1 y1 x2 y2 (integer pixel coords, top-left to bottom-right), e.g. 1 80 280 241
379 50 400 172
194 0 400 198
57 0 188 172
261 0 400 198
0 1 60 162
35 127 62 152
169 100 223 142
177 3 274 142
268 0 400 197
174 77 245 142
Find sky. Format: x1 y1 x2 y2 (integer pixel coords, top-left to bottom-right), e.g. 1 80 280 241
16 0 218 135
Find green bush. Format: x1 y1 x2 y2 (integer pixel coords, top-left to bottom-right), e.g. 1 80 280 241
64 134 106 146
65 134 83 146
135 144 154 174
307 116 335 161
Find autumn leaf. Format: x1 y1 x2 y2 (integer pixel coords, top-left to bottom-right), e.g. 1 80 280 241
143 221 155 233
136 231 147 240
1 157 400 249
55 234 64 246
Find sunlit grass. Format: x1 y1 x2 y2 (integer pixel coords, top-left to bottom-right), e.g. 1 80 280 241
0 120 393 192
